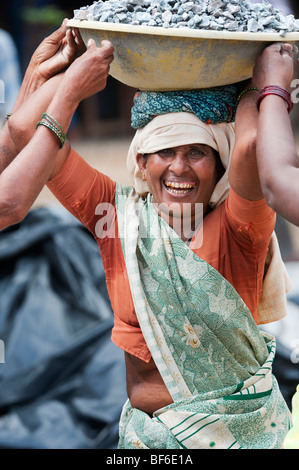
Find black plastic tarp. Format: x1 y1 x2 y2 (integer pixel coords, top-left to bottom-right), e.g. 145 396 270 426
0 206 127 449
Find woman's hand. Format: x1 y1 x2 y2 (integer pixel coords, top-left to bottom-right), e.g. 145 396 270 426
13 19 86 112
58 38 114 105
28 18 85 84
252 42 294 91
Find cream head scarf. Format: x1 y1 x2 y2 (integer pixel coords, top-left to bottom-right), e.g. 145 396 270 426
127 112 235 208
126 111 291 325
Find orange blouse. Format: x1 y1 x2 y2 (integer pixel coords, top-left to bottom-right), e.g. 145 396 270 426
47 148 276 362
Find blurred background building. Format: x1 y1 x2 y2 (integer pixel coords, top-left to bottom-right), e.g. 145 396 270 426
0 1 136 138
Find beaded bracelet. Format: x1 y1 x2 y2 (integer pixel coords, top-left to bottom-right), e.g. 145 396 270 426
41 113 66 141
36 113 66 148
257 85 293 113
36 119 65 148
237 87 259 105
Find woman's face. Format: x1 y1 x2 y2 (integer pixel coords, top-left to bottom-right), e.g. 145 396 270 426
137 143 221 217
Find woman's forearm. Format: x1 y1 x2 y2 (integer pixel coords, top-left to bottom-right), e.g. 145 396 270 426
229 87 263 201
8 73 64 153
256 94 299 225
12 65 45 113
251 42 299 224
0 66 44 174
0 77 78 229
0 76 81 225
0 127 70 230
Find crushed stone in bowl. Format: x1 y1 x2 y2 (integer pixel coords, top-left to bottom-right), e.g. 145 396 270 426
73 0 299 37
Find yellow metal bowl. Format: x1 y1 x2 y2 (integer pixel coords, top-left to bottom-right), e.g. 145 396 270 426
68 19 299 91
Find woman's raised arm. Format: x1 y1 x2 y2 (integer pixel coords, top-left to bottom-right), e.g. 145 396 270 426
0 19 85 174
228 81 262 201
0 38 114 230
253 43 299 226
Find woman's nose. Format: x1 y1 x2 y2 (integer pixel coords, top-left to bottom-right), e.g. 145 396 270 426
169 154 189 174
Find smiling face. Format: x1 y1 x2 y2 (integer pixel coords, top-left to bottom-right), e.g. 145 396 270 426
137 144 222 220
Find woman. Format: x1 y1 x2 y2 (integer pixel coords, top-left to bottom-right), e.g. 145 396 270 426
1 31 292 448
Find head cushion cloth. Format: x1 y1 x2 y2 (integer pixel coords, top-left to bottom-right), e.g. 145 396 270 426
131 86 238 129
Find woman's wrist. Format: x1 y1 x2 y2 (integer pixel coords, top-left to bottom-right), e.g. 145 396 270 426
12 66 46 112
237 86 259 105
54 77 82 111
44 84 79 138
36 113 66 149
257 85 293 112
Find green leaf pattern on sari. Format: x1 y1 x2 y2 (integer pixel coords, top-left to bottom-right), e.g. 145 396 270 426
115 184 290 449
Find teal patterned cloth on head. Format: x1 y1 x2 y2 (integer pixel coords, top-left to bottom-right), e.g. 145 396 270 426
131 85 238 129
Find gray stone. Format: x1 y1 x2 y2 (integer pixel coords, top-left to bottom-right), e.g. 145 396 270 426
162 10 172 23
247 18 259 32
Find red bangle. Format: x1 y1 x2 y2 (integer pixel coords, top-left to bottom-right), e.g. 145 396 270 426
257 85 293 113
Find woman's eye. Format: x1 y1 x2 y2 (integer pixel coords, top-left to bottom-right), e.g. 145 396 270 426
158 149 174 157
189 149 205 158
157 148 206 159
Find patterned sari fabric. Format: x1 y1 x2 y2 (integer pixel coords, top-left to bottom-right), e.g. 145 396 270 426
115 186 290 449
284 385 299 449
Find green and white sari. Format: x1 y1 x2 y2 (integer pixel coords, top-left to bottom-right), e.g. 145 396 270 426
115 185 290 449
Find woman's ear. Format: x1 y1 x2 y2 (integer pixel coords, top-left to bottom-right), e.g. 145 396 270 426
136 153 147 179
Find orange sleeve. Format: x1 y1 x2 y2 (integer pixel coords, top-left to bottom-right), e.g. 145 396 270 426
226 186 276 246
112 314 152 363
47 147 116 232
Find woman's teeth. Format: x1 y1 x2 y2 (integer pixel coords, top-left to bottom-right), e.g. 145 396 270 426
165 181 195 194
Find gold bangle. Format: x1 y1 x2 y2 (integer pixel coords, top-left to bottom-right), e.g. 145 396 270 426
36 118 65 148
41 113 66 141
237 87 259 104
